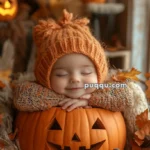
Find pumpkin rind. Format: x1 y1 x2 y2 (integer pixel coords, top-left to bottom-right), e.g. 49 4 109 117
15 107 126 150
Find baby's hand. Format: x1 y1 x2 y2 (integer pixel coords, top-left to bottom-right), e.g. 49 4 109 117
79 94 92 100
59 98 89 112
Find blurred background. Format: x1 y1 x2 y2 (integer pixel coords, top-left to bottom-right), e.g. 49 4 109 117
0 0 150 81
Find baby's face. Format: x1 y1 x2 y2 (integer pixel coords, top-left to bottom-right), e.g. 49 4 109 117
50 54 98 98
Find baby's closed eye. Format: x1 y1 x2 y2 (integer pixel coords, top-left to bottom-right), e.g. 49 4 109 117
81 68 94 75
56 74 68 77
81 72 92 75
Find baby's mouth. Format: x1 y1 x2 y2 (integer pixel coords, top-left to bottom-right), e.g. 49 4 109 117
66 87 83 90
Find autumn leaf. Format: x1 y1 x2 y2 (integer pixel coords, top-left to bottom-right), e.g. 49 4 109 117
0 114 3 125
0 69 12 82
8 128 18 140
131 140 142 150
112 68 141 82
134 109 150 147
145 80 150 99
135 122 150 142
0 80 6 89
136 109 149 129
145 73 150 79
134 135 144 147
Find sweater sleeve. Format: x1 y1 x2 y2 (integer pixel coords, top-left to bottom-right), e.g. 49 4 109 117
13 81 65 112
88 81 134 111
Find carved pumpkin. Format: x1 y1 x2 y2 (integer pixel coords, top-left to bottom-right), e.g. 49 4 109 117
81 0 106 3
0 0 18 21
15 107 126 150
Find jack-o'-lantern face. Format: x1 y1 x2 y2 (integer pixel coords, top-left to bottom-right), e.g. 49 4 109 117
15 107 126 150
0 0 18 21
48 117 106 150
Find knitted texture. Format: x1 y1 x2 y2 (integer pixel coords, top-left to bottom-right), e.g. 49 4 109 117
33 9 108 89
13 81 133 113
13 82 65 111
88 82 134 111
123 82 148 150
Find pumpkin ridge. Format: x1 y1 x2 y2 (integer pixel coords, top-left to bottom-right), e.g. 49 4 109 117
44 107 58 150
97 109 109 150
50 107 60 147
57 108 65 148
72 109 76 148
79 108 87 148
80 109 85 148
85 108 92 149
95 109 101 145
112 112 126 149
63 109 67 149
33 112 42 150
112 113 119 148
16 112 28 133
15 112 28 149
19 112 32 149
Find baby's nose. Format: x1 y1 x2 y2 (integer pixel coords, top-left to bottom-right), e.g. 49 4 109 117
69 75 80 83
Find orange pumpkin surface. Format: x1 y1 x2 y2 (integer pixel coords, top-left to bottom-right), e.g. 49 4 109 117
0 0 18 21
15 107 126 150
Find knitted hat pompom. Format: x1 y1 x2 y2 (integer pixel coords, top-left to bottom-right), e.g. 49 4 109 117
33 9 108 89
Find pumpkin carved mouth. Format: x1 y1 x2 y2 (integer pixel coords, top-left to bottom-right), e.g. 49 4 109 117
48 140 106 150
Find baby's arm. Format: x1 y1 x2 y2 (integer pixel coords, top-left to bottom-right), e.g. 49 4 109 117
88 81 134 111
13 81 65 112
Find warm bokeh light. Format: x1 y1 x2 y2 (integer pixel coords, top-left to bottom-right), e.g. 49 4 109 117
4 0 11 9
0 0 17 18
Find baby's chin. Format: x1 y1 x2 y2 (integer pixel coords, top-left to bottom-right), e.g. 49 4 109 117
65 94 82 99
65 92 85 99
65 88 96 99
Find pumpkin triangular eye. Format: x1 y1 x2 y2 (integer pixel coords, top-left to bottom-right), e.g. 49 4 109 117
72 133 81 142
49 118 62 130
92 118 105 129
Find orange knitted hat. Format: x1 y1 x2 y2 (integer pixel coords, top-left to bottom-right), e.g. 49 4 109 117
33 9 108 89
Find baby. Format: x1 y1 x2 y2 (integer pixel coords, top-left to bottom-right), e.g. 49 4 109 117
13 10 148 149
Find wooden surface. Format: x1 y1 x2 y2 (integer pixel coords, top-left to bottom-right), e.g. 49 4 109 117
105 50 131 70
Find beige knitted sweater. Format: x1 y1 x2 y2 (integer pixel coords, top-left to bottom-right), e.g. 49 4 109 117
13 81 134 112
13 81 148 149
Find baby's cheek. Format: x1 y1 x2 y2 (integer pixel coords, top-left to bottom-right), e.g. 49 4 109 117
84 76 98 94
55 80 68 94
86 87 96 94
84 75 98 84
54 84 64 94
